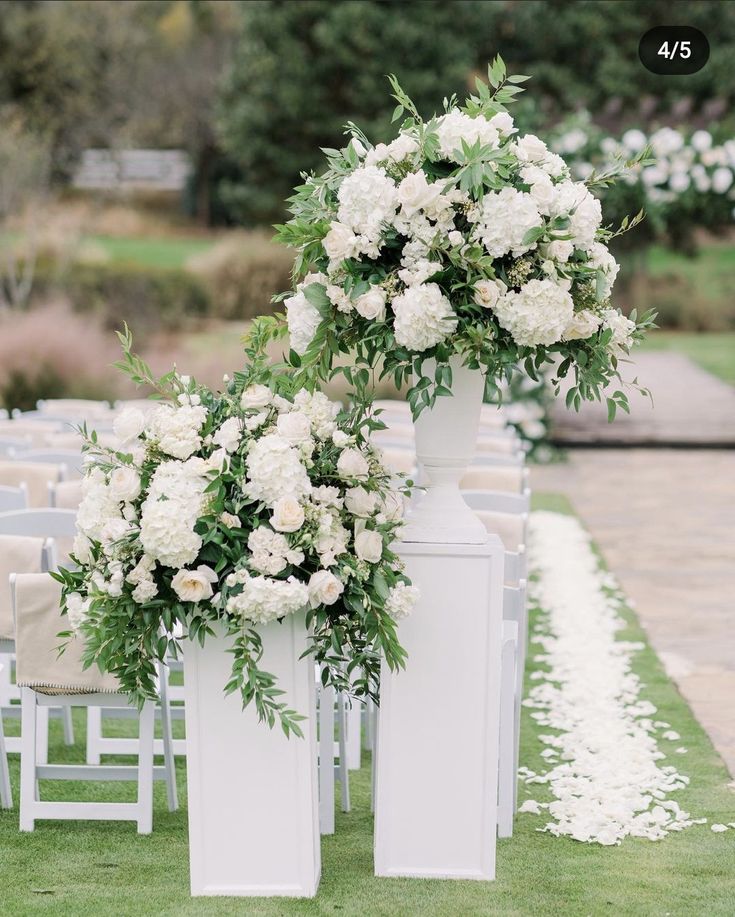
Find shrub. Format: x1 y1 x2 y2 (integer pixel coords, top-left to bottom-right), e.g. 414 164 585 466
186 231 294 320
31 259 210 333
0 304 121 412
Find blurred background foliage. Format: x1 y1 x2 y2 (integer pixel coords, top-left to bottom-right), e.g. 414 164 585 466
0 0 734 410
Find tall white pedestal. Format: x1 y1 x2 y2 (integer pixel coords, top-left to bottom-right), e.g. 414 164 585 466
374 538 504 880
184 614 320 897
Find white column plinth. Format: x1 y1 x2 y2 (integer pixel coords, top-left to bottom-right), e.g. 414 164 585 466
184 614 320 898
374 537 504 881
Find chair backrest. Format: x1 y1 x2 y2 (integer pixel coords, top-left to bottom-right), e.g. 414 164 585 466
14 450 85 478
0 509 78 539
0 534 47 640
0 435 33 456
0 420 65 448
476 509 526 553
0 461 65 507
0 483 29 512
11 573 119 694
502 582 526 625
37 398 111 417
379 447 416 476
49 479 84 510
463 489 531 515
461 465 524 494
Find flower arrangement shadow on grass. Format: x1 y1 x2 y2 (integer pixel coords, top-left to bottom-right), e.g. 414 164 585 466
54 321 417 736
273 56 656 421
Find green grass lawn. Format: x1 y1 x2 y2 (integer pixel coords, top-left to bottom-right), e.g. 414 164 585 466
1 497 733 916
639 331 735 385
86 235 215 269
647 242 735 299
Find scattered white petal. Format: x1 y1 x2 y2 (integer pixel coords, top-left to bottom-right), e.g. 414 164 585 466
675 747 688 755
711 824 728 833
519 800 542 814
662 730 681 741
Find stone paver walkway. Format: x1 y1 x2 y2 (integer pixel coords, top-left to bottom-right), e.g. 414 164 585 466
550 352 735 445
532 449 735 777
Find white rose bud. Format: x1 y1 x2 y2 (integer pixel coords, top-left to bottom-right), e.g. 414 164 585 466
473 278 506 310
113 407 146 444
323 221 357 261
271 496 305 533
108 466 141 502
354 529 383 564
345 486 377 518
240 384 272 409
219 512 241 529
337 448 370 480
563 309 601 341
448 230 463 247
307 569 345 608
171 565 218 603
354 287 387 321
332 430 350 447
276 411 312 445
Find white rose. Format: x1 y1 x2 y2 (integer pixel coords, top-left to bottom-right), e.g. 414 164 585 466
397 171 443 216
240 384 272 409
323 221 357 261
171 565 218 603
448 230 463 247
354 287 386 321
473 279 506 310
109 466 141 502
213 416 243 453
307 569 345 608
220 512 241 528
276 411 312 445
113 407 146 443
355 529 383 564
337 448 370 480
489 111 515 135
544 240 574 262
345 486 377 517
271 496 305 533
562 309 601 341
514 134 548 163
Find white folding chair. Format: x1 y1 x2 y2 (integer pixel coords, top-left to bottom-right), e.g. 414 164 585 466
0 662 11 809
36 399 111 417
317 672 350 835
12 450 85 479
0 462 66 507
461 465 527 494
12 573 174 833
0 421 65 448
0 483 28 512
48 479 84 510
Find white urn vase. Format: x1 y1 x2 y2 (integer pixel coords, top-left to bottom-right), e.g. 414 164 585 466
402 356 488 545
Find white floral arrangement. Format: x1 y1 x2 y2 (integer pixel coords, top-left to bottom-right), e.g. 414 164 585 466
55 326 416 735
274 57 655 419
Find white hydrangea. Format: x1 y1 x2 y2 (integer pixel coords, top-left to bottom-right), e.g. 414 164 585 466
586 242 620 298
365 133 419 167
76 469 124 545
226 574 309 626
471 187 543 258
336 165 399 255
139 459 209 568
391 282 458 351
385 581 420 620
285 273 325 356
147 403 207 461
435 110 499 159
562 309 601 342
494 279 574 347
550 181 602 248
247 526 304 576
601 308 636 354
292 388 341 439
244 433 311 506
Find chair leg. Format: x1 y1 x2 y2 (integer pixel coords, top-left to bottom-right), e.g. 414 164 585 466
35 705 49 766
61 706 75 746
136 701 155 835
0 710 12 809
318 681 335 835
85 707 102 765
337 693 351 813
346 698 362 770
19 688 37 831
157 663 178 812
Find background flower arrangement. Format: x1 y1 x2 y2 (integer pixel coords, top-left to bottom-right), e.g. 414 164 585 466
274 57 656 421
54 322 416 735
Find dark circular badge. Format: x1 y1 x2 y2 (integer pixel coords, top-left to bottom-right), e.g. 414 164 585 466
639 26 710 75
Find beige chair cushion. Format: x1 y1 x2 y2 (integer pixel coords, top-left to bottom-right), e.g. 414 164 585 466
461 466 523 494
52 479 84 510
0 461 62 507
476 510 525 552
0 534 45 640
14 573 119 695
0 421 63 448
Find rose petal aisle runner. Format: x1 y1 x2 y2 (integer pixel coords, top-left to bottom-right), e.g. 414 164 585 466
520 510 707 845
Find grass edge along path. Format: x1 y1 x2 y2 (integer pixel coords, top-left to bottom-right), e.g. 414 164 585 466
0 493 733 916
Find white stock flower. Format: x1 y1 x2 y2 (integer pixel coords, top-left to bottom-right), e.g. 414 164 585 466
601 308 636 354
148 403 207 460
285 287 321 356
245 434 311 506
307 569 345 608
66 592 90 634
108 466 141 502
345 486 377 517
354 286 387 321
171 565 218 603
385 581 420 620
494 279 574 347
113 407 146 443
472 187 543 258
271 495 305 533
337 448 370 480
551 182 602 248
473 278 506 310
364 133 418 167
435 110 499 159
240 384 272 409
586 242 620 298
213 416 243 453
276 411 312 445
392 282 458 351
354 529 383 563
563 309 601 341
323 221 358 262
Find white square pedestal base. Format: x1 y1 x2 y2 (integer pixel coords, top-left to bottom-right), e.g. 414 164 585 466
374 538 504 880
184 614 320 897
